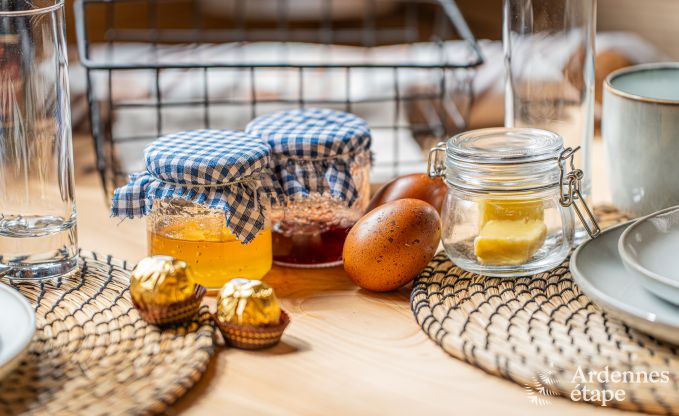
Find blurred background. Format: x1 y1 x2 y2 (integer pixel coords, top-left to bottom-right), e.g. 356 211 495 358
63 0 674 198
63 0 679 57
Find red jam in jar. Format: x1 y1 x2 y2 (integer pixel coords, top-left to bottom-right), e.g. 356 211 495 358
245 108 372 268
272 224 353 266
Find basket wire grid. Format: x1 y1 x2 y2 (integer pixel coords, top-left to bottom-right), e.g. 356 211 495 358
74 0 483 197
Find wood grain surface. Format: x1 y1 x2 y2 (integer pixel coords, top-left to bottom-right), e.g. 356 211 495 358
72 135 635 415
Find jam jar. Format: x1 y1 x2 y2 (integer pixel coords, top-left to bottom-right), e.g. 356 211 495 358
111 129 274 289
246 108 371 268
428 128 600 277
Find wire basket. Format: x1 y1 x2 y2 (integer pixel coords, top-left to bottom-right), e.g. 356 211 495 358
74 0 483 197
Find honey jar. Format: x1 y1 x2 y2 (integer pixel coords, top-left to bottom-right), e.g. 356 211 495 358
246 108 371 268
112 129 274 289
428 128 600 277
147 200 272 288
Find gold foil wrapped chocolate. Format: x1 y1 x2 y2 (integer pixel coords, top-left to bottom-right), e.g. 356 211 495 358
130 256 196 307
216 279 281 327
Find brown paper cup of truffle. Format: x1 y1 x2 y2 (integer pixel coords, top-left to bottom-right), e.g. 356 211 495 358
215 310 290 350
133 284 207 326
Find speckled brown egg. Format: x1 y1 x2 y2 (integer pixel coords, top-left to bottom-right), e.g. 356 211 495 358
343 198 441 292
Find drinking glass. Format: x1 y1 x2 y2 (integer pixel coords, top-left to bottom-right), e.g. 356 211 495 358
0 0 78 279
504 0 596 241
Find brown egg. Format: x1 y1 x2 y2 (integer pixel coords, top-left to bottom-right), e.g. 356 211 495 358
565 48 633 104
367 173 447 213
343 199 441 292
595 49 633 103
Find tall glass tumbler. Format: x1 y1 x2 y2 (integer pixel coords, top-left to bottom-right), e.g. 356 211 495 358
0 0 77 279
504 0 596 241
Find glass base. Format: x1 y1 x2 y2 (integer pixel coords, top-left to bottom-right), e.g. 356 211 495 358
273 259 343 269
450 254 568 278
0 257 79 281
573 226 590 246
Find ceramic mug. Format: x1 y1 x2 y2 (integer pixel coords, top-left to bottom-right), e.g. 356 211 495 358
603 63 679 217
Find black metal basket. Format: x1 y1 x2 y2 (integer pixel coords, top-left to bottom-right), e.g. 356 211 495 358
74 0 483 197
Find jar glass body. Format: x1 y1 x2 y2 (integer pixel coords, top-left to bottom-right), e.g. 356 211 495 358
271 151 371 267
147 199 272 289
435 127 577 277
441 187 574 277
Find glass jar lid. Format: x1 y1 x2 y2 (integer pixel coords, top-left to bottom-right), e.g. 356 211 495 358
428 127 601 238
448 128 563 165
438 128 564 192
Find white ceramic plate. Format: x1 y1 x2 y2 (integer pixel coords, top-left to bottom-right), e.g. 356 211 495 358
619 205 679 306
0 284 35 381
571 221 679 345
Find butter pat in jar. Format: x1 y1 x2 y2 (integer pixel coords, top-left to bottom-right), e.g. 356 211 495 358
474 199 547 266
428 128 599 277
111 130 274 289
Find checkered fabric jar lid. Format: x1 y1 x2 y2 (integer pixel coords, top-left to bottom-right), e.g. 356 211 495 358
245 108 371 205
111 129 273 243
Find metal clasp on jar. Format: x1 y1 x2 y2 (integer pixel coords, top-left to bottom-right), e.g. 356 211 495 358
559 147 601 239
427 142 447 178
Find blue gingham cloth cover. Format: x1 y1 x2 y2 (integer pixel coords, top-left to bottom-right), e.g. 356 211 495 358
245 108 371 205
111 130 273 243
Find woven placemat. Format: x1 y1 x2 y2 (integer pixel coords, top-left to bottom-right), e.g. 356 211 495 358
411 206 679 414
0 250 215 416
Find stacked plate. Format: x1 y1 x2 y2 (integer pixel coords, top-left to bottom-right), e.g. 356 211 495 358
571 205 679 344
0 284 35 381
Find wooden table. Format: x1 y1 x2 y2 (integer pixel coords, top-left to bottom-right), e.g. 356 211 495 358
73 135 635 415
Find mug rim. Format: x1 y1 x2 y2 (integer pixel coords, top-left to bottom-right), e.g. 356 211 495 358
0 0 63 17
604 62 679 106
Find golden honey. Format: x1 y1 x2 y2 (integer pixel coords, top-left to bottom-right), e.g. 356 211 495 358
148 217 272 289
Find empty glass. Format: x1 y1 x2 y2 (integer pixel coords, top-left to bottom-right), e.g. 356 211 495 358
504 0 596 241
0 0 77 279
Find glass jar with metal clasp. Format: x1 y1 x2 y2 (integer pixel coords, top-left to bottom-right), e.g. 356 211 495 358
428 128 600 277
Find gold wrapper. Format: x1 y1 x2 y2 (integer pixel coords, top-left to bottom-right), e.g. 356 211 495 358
216 279 281 327
130 256 196 306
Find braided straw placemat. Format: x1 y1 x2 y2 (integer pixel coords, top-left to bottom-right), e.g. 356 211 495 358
0 250 215 416
411 206 679 414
